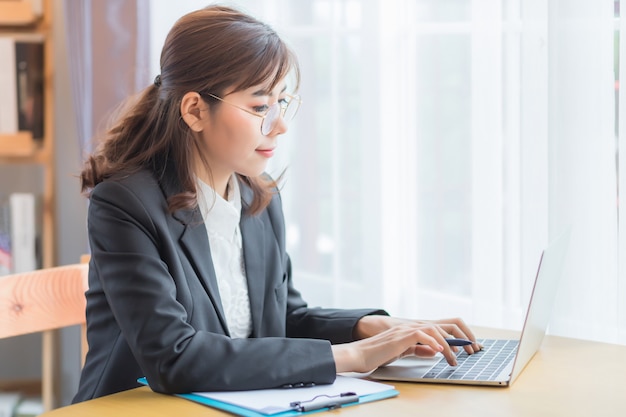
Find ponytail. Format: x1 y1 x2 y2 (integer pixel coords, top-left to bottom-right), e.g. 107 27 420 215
80 83 181 192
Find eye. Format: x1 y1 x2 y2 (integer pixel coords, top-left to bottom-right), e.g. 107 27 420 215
252 104 269 113
278 97 289 106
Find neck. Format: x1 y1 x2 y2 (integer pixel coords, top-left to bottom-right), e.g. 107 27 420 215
214 177 229 200
194 160 230 200
198 174 229 200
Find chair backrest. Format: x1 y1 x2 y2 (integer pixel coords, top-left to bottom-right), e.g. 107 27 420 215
0 263 89 411
0 263 89 339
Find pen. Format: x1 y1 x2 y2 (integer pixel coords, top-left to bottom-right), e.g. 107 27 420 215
417 338 474 347
290 392 359 412
445 338 473 346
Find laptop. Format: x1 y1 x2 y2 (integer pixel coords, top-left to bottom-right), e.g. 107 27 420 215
369 229 571 387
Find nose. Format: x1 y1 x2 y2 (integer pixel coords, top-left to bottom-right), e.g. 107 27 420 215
267 114 288 136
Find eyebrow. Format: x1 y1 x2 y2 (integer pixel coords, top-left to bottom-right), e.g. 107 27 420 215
252 84 288 97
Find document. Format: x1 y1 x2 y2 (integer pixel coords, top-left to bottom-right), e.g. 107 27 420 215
138 375 398 416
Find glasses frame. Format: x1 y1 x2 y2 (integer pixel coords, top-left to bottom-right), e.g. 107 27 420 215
205 92 301 136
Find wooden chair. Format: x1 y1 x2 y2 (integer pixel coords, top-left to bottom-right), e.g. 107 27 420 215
0 263 89 411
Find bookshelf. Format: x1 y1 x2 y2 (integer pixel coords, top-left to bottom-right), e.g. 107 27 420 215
0 0 57 412
0 0 54 267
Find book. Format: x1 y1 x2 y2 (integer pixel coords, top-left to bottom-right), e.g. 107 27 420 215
138 375 399 417
0 37 18 135
9 192 37 273
0 35 44 139
0 192 39 275
0 194 12 276
15 39 44 140
0 392 21 417
29 0 44 18
13 397 43 417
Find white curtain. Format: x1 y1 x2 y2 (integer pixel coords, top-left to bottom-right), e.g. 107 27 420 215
64 0 151 155
618 0 626 344
149 0 625 345
547 0 620 344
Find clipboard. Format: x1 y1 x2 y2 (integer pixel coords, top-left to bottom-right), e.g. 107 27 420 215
137 375 399 417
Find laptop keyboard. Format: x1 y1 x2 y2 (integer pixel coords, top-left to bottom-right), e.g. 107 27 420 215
423 338 519 381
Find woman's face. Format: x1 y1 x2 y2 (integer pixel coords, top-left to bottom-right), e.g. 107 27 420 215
199 81 289 187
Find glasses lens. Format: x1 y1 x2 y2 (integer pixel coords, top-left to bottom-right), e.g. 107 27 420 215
283 97 300 122
261 102 281 135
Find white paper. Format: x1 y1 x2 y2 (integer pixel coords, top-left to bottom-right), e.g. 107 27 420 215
191 375 395 415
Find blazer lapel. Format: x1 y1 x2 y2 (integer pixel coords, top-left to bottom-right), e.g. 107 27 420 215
239 180 266 337
178 220 229 334
160 162 229 334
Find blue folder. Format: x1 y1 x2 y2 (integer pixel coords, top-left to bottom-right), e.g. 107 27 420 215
137 377 399 417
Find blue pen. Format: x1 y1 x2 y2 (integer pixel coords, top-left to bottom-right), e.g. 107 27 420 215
445 338 473 346
417 338 473 347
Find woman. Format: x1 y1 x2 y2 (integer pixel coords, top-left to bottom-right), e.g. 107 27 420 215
73 5 480 403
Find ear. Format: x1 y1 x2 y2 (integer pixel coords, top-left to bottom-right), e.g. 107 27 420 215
180 92 207 132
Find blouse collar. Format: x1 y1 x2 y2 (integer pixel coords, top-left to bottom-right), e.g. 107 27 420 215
197 175 242 240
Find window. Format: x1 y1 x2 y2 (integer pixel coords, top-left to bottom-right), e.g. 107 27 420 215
150 0 625 343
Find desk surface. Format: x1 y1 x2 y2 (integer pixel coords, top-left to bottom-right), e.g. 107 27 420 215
43 328 624 417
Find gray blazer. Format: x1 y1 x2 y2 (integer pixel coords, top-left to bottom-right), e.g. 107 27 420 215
73 167 385 402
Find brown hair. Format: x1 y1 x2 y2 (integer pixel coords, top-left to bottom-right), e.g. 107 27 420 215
80 5 300 216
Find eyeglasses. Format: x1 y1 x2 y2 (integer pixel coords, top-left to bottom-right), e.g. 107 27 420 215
205 93 301 136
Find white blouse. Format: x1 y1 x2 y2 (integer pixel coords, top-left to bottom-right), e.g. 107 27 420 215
196 176 252 339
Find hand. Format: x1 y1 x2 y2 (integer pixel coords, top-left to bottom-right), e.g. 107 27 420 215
353 315 482 355
333 322 456 373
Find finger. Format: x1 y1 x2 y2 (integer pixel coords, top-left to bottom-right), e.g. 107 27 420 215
421 326 457 366
439 320 482 354
448 318 475 339
426 324 460 353
440 346 458 366
415 332 445 355
412 345 439 357
438 323 468 351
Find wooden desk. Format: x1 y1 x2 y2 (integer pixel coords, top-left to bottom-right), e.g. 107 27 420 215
42 328 624 417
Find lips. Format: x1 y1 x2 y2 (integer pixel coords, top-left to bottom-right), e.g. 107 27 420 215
256 147 275 158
